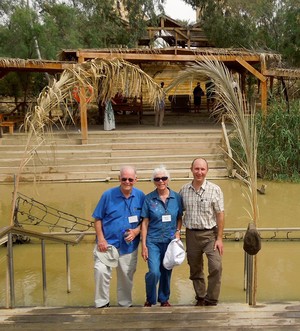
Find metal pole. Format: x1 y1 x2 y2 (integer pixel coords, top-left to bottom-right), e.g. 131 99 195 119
66 244 71 293
244 252 254 305
41 239 47 306
7 232 15 308
244 251 247 292
247 254 253 305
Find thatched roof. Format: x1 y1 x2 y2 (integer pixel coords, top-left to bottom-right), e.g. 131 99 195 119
0 57 74 78
0 47 299 80
263 67 300 79
58 47 283 76
59 47 281 60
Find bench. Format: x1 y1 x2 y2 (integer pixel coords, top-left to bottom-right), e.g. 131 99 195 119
0 113 25 136
112 97 143 124
0 121 15 134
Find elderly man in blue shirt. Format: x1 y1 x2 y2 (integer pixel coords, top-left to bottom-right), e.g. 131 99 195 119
93 165 145 308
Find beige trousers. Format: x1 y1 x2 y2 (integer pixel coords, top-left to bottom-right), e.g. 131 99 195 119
94 246 138 307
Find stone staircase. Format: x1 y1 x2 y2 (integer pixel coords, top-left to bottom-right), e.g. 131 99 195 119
0 114 229 183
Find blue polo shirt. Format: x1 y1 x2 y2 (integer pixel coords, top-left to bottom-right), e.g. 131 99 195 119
92 186 145 255
141 188 183 243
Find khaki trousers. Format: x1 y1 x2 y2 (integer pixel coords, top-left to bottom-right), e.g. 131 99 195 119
186 228 222 304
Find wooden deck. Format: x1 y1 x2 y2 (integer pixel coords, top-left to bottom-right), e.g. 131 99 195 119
1 302 300 330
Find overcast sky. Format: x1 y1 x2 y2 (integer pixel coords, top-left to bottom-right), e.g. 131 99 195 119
163 0 196 23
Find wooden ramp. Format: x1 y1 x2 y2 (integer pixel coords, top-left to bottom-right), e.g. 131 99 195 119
1 302 300 330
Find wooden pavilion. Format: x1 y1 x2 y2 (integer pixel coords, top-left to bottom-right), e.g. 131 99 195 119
0 15 299 142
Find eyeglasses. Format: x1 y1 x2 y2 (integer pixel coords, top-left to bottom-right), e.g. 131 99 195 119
153 176 168 182
121 178 135 182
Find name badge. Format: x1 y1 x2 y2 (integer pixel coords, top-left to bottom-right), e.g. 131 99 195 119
162 215 171 222
128 215 138 223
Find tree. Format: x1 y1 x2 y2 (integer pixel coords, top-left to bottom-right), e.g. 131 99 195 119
182 0 300 66
0 0 165 99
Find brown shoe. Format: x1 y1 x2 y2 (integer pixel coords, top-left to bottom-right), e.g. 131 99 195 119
204 300 217 306
161 301 171 307
144 301 152 307
195 299 205 306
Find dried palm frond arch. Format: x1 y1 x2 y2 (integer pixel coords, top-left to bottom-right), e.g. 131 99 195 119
167 57 259 306
24 58 164 140
10 58 164 225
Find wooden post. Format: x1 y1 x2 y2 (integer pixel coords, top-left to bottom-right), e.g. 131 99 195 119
79 86 88 144
77 54 88 145
261 80 268 116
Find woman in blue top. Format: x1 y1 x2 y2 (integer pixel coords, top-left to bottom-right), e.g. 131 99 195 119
141 166 183 307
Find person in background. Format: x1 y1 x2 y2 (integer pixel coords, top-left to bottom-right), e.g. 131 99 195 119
141 165 183 307
205 80 215 112
155 82 166 127
179 158 224 306
93 165 145 308
103 99 116 131
193 82 204 113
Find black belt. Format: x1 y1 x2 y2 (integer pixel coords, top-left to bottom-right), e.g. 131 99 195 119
188 227 216 231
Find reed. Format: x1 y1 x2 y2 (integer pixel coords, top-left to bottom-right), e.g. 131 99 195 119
256 100 300 182
167 58 259 224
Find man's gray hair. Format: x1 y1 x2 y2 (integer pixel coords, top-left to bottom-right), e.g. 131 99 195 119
120 165 137 176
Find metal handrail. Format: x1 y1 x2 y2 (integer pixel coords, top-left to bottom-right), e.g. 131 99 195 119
2 225 300 308
0 225 85 308
0 226 85 244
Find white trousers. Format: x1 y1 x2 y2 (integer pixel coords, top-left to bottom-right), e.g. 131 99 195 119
94 246 138 307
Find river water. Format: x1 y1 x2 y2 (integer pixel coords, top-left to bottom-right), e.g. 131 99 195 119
0 179 300 307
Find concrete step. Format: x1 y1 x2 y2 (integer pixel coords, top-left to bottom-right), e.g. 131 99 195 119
0 159 226 174
0 154 224 166
0 168 228 183
0 124 228 182
0 131 223 145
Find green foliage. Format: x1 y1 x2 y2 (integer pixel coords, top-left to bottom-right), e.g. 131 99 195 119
256 101 300 182
183 0 300 66
0 6 39 58
229 101 300 182
0 0 164 99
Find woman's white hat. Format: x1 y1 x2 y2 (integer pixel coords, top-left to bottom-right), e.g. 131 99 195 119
163 239 186 270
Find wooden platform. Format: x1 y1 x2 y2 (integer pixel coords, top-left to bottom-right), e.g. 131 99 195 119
1 302 300 330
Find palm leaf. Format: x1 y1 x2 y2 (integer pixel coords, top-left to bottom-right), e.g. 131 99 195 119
167 57 259 224
11 58 164 224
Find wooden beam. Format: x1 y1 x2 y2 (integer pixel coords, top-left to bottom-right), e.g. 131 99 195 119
263 69 300 78
0 61 73 72
236 57 266 82
78 51 260 63
174 28 189 39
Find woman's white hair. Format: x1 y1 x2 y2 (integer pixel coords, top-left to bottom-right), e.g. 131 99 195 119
151 165 171 181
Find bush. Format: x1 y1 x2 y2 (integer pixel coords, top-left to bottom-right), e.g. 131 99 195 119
256 100 300 182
